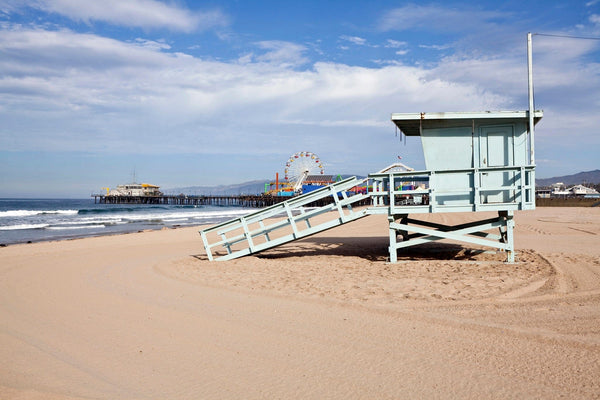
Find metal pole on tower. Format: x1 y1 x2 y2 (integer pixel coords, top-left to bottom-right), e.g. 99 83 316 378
527 32 535 166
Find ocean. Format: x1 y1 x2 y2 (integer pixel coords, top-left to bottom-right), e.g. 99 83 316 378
0 198 254 245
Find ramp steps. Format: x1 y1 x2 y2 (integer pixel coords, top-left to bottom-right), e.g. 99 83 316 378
200 177 369 261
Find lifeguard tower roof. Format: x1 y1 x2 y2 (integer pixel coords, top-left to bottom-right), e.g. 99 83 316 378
391 111 543 136
389 110 543 174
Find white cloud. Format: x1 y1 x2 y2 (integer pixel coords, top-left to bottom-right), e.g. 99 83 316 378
385 39 407 48
253 40 309 67
132 38 171 51
2 0 229 32
0 23 598 180
0 0 20 13
419 43 452 51
378 4 507 33
340 35 367 46
237 53 253 64
0 25 507 159
384 39 409 55
0 27 171 73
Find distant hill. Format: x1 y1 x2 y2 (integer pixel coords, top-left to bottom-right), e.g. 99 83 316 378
166 175 363 196
536 170 600 187
165 180 268 196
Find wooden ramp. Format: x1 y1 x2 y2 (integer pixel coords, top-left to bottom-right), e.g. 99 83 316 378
200 177 369 261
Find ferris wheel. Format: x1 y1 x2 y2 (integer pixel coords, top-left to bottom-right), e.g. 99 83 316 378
284 151 324 190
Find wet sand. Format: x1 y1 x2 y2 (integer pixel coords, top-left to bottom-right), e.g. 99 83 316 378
1 207 599 399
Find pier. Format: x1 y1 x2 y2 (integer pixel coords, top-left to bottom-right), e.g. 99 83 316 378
91 194 371 208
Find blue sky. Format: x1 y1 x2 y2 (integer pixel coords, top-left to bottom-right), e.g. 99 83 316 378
0 0 599 197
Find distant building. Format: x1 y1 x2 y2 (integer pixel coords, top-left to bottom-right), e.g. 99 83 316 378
108 183 162 197
304 175 335 185
537 182 599 198
535 188 551 198
570 184 600 198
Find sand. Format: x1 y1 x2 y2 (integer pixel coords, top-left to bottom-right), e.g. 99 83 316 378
1 207 599 399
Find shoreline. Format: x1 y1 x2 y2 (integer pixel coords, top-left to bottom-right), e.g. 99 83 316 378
0 223 205 247
2 196 598 246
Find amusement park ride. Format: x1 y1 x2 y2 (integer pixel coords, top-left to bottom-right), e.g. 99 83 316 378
264 151 332 196
200 34 542 264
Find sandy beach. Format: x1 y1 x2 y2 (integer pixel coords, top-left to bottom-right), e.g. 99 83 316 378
1 207 599 399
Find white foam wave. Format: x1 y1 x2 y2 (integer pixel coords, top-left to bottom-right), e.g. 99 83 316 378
0 209 78 218
75 217 128 226
115 209 253 222
46 225 105 230
57 218 117 225
0 223 49 230
163 218 188 223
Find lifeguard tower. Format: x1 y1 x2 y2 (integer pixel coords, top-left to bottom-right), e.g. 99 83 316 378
369 111 542 262
200 34 541 263
199 110 541 263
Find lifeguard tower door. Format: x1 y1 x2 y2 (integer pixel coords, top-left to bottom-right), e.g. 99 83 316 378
479 124 515 203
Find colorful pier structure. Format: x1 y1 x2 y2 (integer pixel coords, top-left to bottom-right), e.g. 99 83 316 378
200 110 542 263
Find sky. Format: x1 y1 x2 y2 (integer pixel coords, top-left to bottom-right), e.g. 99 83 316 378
0 0 599 197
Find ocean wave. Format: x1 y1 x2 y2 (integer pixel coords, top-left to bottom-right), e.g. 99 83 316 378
0 223 50 230
60 217 123 224
0 209 79 218
163 218 189 223
77 206 170 215
0 202 258 244
46 225 106 230
111 209 252 222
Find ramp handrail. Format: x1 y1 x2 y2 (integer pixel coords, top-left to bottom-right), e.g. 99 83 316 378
200 177 370 261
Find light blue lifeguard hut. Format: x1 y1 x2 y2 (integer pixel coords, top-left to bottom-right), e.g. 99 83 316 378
368 110 542 262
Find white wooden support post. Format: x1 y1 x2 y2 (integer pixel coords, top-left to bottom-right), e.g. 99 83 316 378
284 201 299 238
429 171 436 213
240 217 255 253
474 168 480 211
220 232 232 254
259 220 270 241
504 210 515 263
388 173 394 210
330 185 346 223
201 231 213 261
388 214 398 263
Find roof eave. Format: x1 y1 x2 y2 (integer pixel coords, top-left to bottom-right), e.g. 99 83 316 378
391 110 543 136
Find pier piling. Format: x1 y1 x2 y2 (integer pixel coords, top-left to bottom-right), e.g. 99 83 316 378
91 194 370 208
